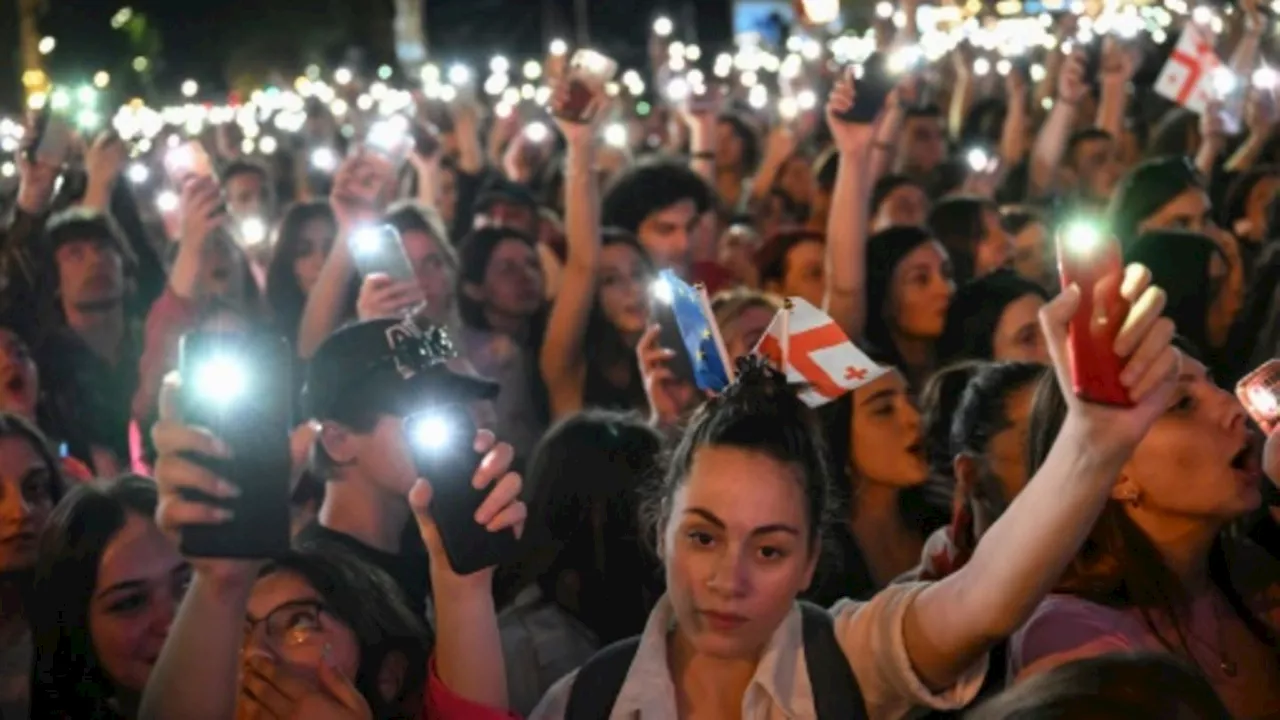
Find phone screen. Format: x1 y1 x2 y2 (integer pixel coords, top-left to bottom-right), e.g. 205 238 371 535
839 53 892 124
648 288 697 386
350 225 417 283
29 109 73 167
177 331 293 559
404 405 516 575
1237 360 1280 431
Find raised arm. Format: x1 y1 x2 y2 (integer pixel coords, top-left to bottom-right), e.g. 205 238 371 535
540 85 606 419
822 71 873 342
1029 52 1088 198
1000 71 1031 170
902 265 1180 689
297 153 394 358
1095 39 1136 144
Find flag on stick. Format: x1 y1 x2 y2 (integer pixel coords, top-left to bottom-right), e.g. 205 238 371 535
752 297 886 407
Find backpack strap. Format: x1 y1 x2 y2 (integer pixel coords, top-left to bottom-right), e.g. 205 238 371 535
564 636 641 720
798 601 869 720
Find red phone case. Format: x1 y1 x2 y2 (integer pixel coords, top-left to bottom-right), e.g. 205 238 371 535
554 78 595 122
1057 232 1133 407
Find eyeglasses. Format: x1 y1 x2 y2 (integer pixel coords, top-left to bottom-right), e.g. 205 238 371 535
244 600 331 650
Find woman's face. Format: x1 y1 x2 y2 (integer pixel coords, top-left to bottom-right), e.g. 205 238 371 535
872 184 930 232
887 241 954 340
89 512 190 695
1010 222 1049 284
663 445 817 660
0 435 55 572
1206 232 1243 351
776 240 826 310
717 225 762 286
291 217 335 295
1119 359 1261 522
850 372 928 487
974 209 1012 277
992 294 1049 364
598 243 651 337
480 239 545 319
715 121 745 171
984 383 1037 505
723 304 776 363
1138 188 1213 235
242 571 362 696
401 229 454 317
0 329 39 418
776 156 814 206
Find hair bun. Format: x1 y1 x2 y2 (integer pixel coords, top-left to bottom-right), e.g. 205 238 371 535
720 355 807 415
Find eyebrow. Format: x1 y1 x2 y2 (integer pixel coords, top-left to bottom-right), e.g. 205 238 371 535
859 388 897 406
684 507 800 537
96 580 148 602
246 596 326 624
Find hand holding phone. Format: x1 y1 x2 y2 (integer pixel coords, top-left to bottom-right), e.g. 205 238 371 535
26 107 74 168
837 54 891 124
350 225 416 283
1057 220 1133 407
1238 360 1280 433
555 49 617 123
174 331 293 559
404 407 521 576
164 141 215 185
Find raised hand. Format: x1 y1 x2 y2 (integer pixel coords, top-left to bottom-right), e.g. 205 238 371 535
1057 51 1090 106
825 69 876 154
356 273 425 320
178 175 227 247
329 152 395 231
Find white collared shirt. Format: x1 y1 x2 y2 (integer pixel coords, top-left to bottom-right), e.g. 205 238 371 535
530 582 988 720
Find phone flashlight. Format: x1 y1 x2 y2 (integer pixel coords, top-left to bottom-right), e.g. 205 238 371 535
407 413 454 454
653 16 673 38
352 227 384 256
1212 67 1238 97
604 123 628 148
966 148 991 173
887 45 925 76
156 190 179 213
127 162 149 185
524 121 550 143
310 146 338 172
367 117 409 155
1057 218 1132 407
190 354 249 408
239 217 268 246
650 277 674 305
1237 359 1280 430
1254 66 1278 91
666 77 690 103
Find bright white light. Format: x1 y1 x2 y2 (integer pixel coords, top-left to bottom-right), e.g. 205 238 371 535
653 16 673 37
997 59 1012 76
1248 384 1279 417
0 162 14 179
310 147 338 172
352 228 382 256
127 163 149 184
240 138 256 155
181 80 198 98
77 86 96 105
748 85 768 109
193 356 248 405
157 189 179 213
974 57 991 76
488 57 509 76
132 56 149 72
76 110 100 130
239 217 268 246
966 148 990 172
549 39 568 56
604 123 628 148
1254 66 1278 90
368 118 407 153
1062 221 1103 255
1212 67 1238 97
650 278 673 305
876 1 893 18
1192 5 1213 25
778 97 799 120
258 135 278 155
447 64 471 85
93 71 110 89
524 122 549 143
796 89 817 111
410 414 453 453
666 77 690 102
1030 64 1048 82
38 37 55 55
888 45 925 75
334 67 353 85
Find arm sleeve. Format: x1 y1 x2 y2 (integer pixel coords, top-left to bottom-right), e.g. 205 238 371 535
1008 596 1139 682
833 582 988 719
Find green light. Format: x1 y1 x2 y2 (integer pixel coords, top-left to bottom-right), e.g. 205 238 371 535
51 90 71 111
77 86 97 105
636 101 651 116
377 65 393 80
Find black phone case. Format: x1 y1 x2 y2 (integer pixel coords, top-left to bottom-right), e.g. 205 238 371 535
406 406 517 576
650 299 697 385
838 55 890 124
177 332 293 559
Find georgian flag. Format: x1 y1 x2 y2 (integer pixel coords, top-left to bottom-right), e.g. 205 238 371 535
752 298 886 408
1155 23 1223 114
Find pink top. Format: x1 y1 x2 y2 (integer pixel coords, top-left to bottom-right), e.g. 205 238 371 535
425 657 521 720
1012 592 1280 718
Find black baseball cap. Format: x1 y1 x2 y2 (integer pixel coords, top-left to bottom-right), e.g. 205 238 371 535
302 318 498 423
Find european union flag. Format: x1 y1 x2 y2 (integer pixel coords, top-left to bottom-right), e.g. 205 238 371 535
656 270 732 392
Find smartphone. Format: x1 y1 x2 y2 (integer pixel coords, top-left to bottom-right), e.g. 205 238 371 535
164 141 215 185
411 121 441 157
648 284 697 386
1057 221 1133 407
350 225 416 283
839 53 892 124
403 405 517 575
26 108 73 167
1237 360 1280 431
557 49 618 122
177 331 293 559
366 116 411 163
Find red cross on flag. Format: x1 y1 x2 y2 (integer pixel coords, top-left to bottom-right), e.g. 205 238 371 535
752 297 886 408
1155 23 1223 114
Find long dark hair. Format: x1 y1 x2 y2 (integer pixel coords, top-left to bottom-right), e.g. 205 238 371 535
513 410 664 644
456 227 547 348
1026 371 1278 667
257 548 431 719
29 475 158 720
264 201 334 344
582 230 653 410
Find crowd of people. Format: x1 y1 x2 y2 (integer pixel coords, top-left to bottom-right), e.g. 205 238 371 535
3 0 1280 718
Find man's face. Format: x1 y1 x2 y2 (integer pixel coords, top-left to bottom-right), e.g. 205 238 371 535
223 172 268 219
351 415 418 496
55 238 124 309
637 199 698 275
1071 137 1121 200
902 116 946 174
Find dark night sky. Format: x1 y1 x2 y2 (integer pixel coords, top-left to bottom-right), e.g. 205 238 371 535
2 0 735 109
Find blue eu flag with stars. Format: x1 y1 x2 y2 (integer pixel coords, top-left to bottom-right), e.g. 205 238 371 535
656 270 731 392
